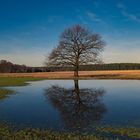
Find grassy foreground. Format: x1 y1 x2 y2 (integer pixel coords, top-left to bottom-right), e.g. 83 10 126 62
1 123 140 140
0 129 106 140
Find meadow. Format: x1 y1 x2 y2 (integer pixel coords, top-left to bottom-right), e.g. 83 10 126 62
0 70 140 79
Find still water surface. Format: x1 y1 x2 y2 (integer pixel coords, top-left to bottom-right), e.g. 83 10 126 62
0 80 140 132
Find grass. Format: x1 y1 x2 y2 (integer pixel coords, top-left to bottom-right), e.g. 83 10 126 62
0 77 45 99
97 126 140 139
0 88 14 99
0 77 46 87
1 70 140 79
1 123 140 140
0 129 108 140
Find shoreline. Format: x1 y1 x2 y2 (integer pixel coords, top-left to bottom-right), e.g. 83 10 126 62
0 71 140 98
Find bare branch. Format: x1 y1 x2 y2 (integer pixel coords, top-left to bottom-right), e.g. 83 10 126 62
45 24 105 77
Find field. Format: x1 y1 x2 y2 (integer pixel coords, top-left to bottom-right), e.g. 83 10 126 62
0 70 140 79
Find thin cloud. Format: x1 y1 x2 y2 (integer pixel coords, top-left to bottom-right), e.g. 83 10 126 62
86 11 102 22
117 3 126 9
77 15 88 25
117 2 140 23
47 16 62 23
122 11 140 23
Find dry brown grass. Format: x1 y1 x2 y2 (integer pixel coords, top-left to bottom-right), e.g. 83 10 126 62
0 70 140 79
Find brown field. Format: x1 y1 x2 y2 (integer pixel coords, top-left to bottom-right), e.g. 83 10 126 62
0 70 140 79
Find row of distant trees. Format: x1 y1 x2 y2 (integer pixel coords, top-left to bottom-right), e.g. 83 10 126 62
1 60 140 73
0 60 50 73
81 63 140 71
48 63 140 71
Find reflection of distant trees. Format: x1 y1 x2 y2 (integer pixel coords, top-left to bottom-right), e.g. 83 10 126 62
44 80 106 132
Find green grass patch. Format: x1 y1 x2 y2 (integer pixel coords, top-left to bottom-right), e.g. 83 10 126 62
0 124 116 140
0 88 14 99
0 77 45 87
1 123 140 140
0 77 45 99
97 126 140 139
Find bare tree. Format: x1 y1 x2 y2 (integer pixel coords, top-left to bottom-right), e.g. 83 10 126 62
46 24 105 77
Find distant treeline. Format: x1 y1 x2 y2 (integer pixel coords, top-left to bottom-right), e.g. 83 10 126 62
0 60 50 73
0 60 140 73
48 63 140 71
81 63 140 71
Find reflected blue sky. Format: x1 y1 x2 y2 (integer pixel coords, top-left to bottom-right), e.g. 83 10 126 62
0 80 140 130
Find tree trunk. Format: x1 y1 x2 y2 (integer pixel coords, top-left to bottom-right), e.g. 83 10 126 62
74 65 79 78
74 70 79 77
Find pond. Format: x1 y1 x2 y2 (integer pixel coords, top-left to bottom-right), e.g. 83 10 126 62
0 80 140 133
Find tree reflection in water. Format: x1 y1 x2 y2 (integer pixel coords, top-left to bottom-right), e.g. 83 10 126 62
44 80 107 132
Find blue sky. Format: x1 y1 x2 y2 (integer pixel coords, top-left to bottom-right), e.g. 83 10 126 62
0 0 140 66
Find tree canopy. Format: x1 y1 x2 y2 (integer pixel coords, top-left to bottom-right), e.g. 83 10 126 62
46 24 105 77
